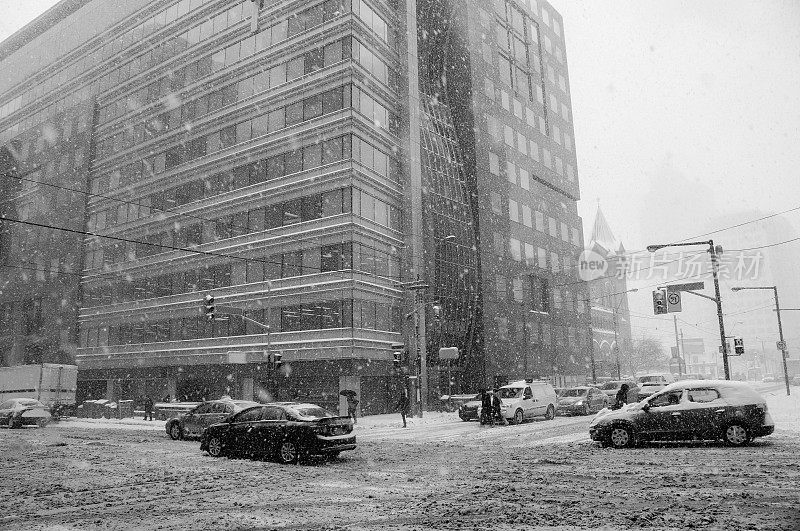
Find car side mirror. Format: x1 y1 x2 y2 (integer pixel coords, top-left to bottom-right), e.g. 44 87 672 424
642 403 650 412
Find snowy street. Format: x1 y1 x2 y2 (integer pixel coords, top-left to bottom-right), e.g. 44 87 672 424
1 384 799 530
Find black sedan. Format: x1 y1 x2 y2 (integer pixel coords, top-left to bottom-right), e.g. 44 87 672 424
457 394 482 421
589 380 774 448
200 402 355 463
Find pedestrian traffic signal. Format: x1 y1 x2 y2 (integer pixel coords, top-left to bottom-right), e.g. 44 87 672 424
204 294 215 320
432 305 442 322
734 337 745 355
393 351 401 367
652 290 667 315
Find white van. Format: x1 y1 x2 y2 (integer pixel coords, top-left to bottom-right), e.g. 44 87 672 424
494 380 558 424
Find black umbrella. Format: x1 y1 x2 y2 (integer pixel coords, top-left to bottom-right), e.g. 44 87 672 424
339 390 357 397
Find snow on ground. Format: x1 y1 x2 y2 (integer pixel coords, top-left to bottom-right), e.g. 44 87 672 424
760 384 800 434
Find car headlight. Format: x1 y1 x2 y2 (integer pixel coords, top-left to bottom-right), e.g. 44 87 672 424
575 401 583 406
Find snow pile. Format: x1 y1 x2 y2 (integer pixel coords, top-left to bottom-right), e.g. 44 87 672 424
762 387 800 434
55 417 166 431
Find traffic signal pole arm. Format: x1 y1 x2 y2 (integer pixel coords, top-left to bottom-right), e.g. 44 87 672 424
682 290 718 303
648 239 730 380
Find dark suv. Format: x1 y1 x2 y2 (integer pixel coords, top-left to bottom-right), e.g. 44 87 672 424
589 380 774 448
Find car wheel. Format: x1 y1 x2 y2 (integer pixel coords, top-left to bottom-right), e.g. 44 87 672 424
608 425 634 449
326 451 341 461
545 405 555 420
207 436 224 457
168 422 183 440
278 439 300 464
513 409 524 425
8 416 21 429
37 418 50 428
723 423 750 447
582 405 589 416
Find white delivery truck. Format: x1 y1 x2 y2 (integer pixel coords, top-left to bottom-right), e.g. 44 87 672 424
0 364 78 411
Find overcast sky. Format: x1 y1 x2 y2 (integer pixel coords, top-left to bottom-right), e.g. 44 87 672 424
3 1 800 347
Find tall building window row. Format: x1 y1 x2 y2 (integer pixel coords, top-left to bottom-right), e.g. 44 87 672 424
94 80 356 192
353 0 395 47
82 297 401 347
84 185 401 269
83 238 399 308
2 0 351 128
97 3 352 126
351 38 399 92
90 135 351 229
95 41 354 162
0 0 213 121
88 133 398 236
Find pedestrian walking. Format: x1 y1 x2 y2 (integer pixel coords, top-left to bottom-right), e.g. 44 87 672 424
491 388 508 426
479 388 492 425
396 386 410 427
346 394 359 424
143 395 153 421
612 384 629 410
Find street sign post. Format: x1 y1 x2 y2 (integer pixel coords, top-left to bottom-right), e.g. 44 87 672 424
667 282 705 292
666 291 682 313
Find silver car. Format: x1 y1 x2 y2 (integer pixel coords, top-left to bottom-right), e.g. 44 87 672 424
0 398 51 428
166 399 259 440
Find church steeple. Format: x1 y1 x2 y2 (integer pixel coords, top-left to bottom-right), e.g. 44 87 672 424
588 203 622 256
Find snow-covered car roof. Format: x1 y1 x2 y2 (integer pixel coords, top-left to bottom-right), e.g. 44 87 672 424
660 380 765 404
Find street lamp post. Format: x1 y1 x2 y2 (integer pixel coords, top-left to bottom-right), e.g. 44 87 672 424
731 286 791 396
647 240 730 379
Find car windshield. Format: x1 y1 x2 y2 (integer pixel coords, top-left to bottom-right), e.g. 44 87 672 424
290 406 335 419
639 376 663 383
497 388 522 399
560 389 587 397
601 382 621 390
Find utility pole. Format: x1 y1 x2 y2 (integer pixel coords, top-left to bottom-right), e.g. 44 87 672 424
774 289 790 396
673 315 682 377
680 329 685 373
709 241 730 380
731 286 791 396
612 309 621 380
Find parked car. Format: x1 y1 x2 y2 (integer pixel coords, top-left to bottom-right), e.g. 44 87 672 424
791 376 800 386
200 402 356 463
492 380 557 424
557 386 608 416
599 380 640 403
589 380 774 448
166 399 259 440
636 373 675 400
0 398 52 428
457 394 482 421
762 375 777 383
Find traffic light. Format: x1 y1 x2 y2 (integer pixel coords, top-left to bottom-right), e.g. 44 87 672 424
273 352 282 366
432 305 442 322
204 295 215 321
652 289 667 315
734 337 745 355
393 351 402 368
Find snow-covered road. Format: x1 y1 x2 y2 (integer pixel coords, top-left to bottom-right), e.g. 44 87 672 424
1 383 798 530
